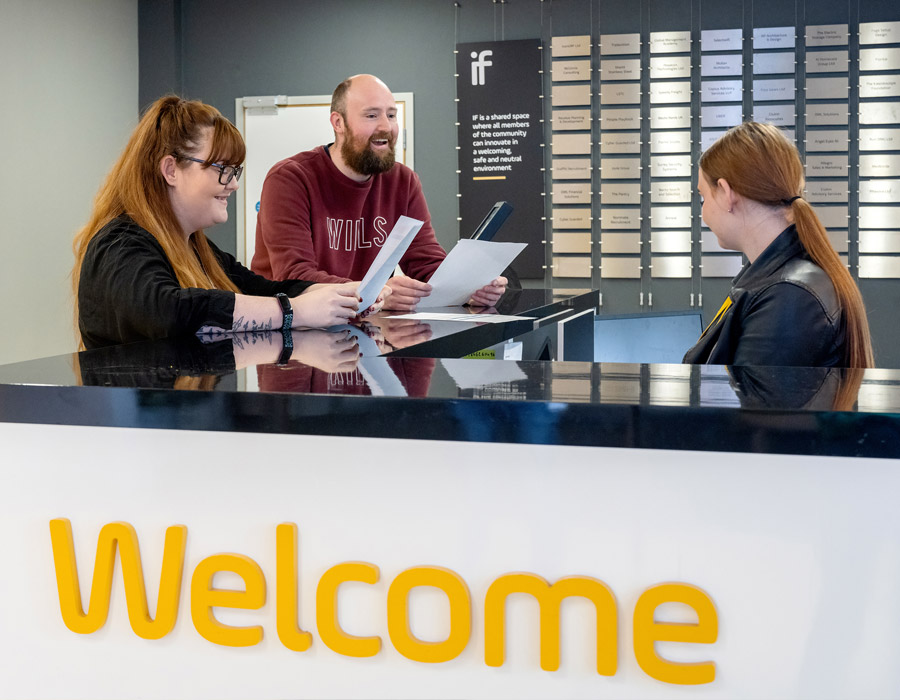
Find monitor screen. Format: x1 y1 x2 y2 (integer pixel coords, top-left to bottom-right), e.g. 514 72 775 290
594 312 703 364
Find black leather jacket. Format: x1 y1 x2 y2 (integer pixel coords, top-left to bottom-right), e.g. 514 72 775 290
683 226 845 367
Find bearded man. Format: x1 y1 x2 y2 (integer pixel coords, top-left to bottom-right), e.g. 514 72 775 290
252 74 506 311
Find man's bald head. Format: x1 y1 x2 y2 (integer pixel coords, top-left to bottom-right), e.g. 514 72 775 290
331 74 392 119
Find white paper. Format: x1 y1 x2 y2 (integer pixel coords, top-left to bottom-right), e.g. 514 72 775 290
421 239 527 307
356 216 424 310
389 312 536 323
356 359 408 397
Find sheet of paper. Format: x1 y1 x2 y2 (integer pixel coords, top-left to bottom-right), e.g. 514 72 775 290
357 215 424 310
389 312 536 323
356 359 408 397
422 239 527 307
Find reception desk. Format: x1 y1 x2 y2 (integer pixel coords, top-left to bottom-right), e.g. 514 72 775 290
1 334 899 699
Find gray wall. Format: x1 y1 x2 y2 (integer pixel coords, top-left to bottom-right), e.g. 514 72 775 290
0 0 139 364
139 0 900 365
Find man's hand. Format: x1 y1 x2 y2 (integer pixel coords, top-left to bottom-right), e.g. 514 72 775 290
467 276 507 308
383 276 433 312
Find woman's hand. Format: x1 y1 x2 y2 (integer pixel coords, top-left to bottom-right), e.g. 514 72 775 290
292 282 360 328
359 285 392 318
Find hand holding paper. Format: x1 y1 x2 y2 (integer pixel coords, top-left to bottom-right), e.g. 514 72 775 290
422 239 526 308
356 216 424 311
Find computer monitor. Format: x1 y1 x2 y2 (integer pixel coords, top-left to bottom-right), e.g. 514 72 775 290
594 311 703 364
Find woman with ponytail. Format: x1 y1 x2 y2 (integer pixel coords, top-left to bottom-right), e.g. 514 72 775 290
683 122 873 368
74 96 386 350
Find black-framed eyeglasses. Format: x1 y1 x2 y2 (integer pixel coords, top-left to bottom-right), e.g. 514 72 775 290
174 153 243 185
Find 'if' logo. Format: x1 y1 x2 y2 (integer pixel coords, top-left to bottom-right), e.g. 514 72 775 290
471 50 493 86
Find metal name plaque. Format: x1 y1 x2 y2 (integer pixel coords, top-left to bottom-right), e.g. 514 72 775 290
552 133 591 155
552 233 591 254
552 109 591 131
806 155 849 176
806 130 849 152
806 77 849 100
859 206 900 229
599 59 641 80
551 84 592 106
650 56 691 79
860 154 900 177
702 104 743 128
553 59 591 81
860 180 900 203
859 256 900 279
600 83 641 105
806 104 849 126
701 80 742 102
599 256 641 279
552 255 592 278
860 48 900 72
700 53 742 77
753 27 795 49
600 233 640 255
650 206 692 228
805 24 849 47
806 51 850 73
651 181 692 203
651 255 692 278
650 106 691 129
752 104 795 126
650 31 691 54
860 76 900 99
753 78 795 101
859 21 900 46
552 208 592 229
702 255 744 278
804 180 849 203
600 108 640 129
859 230 900 253
600 157 642 179
860 128 900 152
651 231 692 253
600 207 641 229
753 52 795 75
701 29 742 52
552 182 592 205
552 158 592 180
650 131 692 153
701 130 727 151
860 102 900 125
551 35 591 57
815 206 849 229
599 33 641 55
601 182 642 204
599 132 641 154
649 82 691 104
651 155 692 177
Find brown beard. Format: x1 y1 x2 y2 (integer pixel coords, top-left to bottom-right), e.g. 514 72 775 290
340 126 396 176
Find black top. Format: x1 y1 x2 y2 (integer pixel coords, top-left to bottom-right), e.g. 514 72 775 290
683 226 845 367
78 216 312 349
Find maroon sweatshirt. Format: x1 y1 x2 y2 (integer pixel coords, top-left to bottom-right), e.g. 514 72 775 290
251 145 446 283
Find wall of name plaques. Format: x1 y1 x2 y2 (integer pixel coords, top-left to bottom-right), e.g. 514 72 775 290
544 16 900 305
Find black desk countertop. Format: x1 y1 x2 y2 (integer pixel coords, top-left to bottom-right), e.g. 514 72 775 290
1 332 899 460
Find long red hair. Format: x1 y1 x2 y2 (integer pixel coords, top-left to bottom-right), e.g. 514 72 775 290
700 122 874 368
73 96 245 343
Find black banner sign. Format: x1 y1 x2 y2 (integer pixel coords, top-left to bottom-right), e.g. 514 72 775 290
456 40 544 278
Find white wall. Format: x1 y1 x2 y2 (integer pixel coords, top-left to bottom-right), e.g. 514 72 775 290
0 0 138 364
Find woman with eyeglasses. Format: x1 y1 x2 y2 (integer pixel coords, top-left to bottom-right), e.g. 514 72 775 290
74 95 381 349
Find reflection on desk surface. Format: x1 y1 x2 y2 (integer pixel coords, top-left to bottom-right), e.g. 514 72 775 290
2 332 900 413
